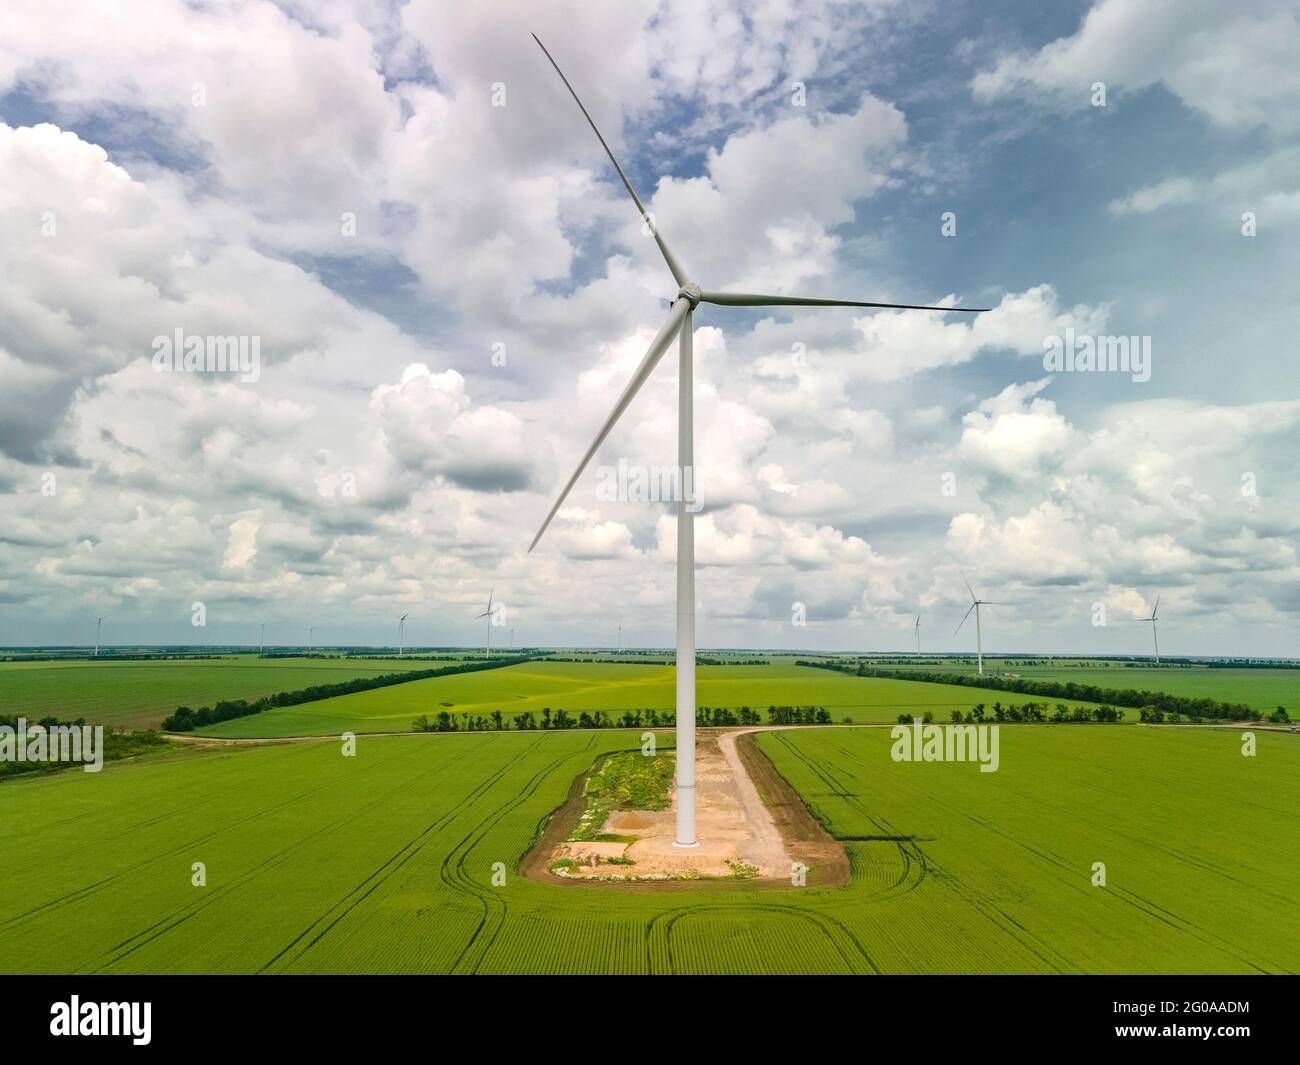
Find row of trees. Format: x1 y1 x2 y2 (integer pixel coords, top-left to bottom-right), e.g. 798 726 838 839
896 702 1126 724
161 654 537 731
968 701 1122 723
801 660 1264 722
0 714 168 778
541 656 770 666
1139 705 1291 724
412 704 832 733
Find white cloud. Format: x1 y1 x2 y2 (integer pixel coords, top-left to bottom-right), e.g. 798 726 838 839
222 513 262 571
1109 176 1200 215
972 0 1300 135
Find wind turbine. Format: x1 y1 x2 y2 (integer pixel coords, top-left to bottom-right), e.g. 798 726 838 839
309 625 317 651
1139 594 1161 665
478 591 495 657
526 34 988 849
617 615 624 653
94 615 105 657
954 572 1008 676
398 612 410 656
259 621 266 655
914 614 921 655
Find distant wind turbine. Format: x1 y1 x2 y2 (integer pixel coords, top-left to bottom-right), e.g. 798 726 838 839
914 614 921 655
1139 594 1161 665
954 572 1009 676
94 615 105 658
259 621 266 655
617 615 624 653
525 33 989 849
309 625 317 651
478 590 495 657
398 613 410 656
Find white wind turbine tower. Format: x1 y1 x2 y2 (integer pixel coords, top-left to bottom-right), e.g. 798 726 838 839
478 590 495 657
914 614 921 655
259 621 266 655
398 613 410 656
526 35 988 849
617 615 624 653
1139 594 1161 665
94 615 105 657
954 572 1008 676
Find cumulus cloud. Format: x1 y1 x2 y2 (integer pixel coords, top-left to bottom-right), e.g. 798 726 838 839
0 0 1295 654
971 0 1300 135
371 364 539 493
959 379 1074 480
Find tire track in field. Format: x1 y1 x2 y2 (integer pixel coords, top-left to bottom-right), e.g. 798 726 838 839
258 736 548 973
0 736 437 931
955 805 1280 973
761 732 932 911
799 735 1253 973
645 902 878 975
765 731 903 838
444 737 600 974
763 732 1071 968
90 737 491 972
771 731 1071 972
979 766 1297 907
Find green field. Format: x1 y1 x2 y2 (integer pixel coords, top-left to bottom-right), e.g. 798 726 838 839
1 724 1294 974
758 726 1299 972
865 660 1298 711
193 661 1111 738
0 657 455 730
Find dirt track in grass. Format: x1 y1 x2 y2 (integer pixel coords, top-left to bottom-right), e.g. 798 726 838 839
521 726 848 891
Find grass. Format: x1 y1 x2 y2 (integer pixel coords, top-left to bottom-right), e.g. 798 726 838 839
756 725 1300 973
0 656 451 730
866 659 1297 711
191 661 1112 737
570 751 673 841
1 724 1295 973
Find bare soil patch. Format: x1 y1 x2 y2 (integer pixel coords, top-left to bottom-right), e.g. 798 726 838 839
521 727 847 891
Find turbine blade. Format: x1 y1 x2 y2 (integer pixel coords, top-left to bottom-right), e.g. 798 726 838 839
698 290 988 312
1152 593 1160 616
959 568 977 603
528 299 691 553
954 602 976 636
532 34 687 287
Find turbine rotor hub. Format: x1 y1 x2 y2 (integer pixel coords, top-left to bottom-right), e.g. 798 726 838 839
677 281 702 308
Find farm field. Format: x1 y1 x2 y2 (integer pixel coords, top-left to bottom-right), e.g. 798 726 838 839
757 725 1300 973
1 725 1295 974
0 656 456 730
860 659 1298 711
193 660 1111 738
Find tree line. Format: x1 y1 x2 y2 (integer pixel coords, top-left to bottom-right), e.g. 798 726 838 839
0 714 169 779
412 704 832 732
161 655 539 731
540 656 770 666
893 702 1127 725
800 660 1266 722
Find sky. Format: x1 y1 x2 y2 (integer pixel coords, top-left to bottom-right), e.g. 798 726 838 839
0 0 1297 656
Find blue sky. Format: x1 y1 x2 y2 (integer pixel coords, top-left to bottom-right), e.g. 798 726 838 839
0 0 1297 656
